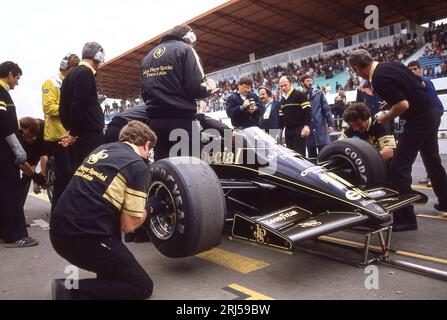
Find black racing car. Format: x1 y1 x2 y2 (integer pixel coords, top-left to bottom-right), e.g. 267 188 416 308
146 126 426 258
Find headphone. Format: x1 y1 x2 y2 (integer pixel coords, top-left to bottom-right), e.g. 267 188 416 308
93 47 105 64
183 30 197 45
60 53 75 70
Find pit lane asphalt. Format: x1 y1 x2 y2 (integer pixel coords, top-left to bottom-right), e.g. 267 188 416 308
1 155 446 300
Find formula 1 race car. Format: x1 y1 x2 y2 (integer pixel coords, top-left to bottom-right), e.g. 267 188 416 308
146 127 427 258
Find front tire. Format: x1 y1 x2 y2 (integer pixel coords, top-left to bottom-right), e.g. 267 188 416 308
147 157 226 258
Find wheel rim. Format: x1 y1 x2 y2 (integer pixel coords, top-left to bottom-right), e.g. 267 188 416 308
148 182 177 240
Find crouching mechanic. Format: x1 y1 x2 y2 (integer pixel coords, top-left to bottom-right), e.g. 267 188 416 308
50 121 164 300
339 102 396 162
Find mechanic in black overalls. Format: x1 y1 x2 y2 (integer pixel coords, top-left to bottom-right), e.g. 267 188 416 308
50 121 162 299
348 49 447 230
0 61 38 247
140 25 214 160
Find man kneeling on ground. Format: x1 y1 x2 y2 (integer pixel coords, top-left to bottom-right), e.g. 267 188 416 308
50 121 165 300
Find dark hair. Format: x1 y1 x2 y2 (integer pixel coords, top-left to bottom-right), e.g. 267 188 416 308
343 102 371 123
407 60 421 68
169 25 193 39
237 76 253 86
258 85 272 97
348 49 373 69
299 74 312 83
19 117 40 136
119 121 157 148
0 61 22 78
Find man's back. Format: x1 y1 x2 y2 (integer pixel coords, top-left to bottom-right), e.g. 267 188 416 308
59 64 103 136
51 142 150 238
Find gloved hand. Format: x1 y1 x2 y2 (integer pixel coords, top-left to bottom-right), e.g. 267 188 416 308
5 133 27 165
32 172 46 186
145 195 169 215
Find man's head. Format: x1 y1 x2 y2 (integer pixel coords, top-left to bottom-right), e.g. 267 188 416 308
299 74 313 91
82 42 105 69
60 53 80 74
237 76 253 96
348 49 373 80
169 25 197 46
258 86 272 104
407 60 422 77
119 121 157 159
279 76 292 95
343 102 372 133
0 61 22 90
19 117 40 143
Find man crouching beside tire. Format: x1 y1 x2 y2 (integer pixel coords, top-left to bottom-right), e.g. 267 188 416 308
49 121 162 300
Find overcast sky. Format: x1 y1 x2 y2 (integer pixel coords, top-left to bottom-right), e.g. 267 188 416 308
1 0 228 118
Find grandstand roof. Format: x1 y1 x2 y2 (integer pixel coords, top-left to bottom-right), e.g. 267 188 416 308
97 0 447 99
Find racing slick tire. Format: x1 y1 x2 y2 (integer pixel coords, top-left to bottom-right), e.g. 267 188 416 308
317 138 387 188
147 157 226 258
46 156 55 205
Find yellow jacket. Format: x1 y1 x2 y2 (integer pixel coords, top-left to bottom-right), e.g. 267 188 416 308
42 73 67 141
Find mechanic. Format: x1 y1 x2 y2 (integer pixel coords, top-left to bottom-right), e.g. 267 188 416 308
104 103 149 143
18 117 50 209
50 121 162 300
141 24 215 160
225 76 264 129
278 76 311 155
407 60 444 188
339 102 396 161
348 49 447 229
59 42 106 170
42 53 80 210
258 85 280 135
0 61 39 248
299 74 335 158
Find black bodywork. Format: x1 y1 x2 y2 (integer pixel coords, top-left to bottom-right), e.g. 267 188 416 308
205 127 424 252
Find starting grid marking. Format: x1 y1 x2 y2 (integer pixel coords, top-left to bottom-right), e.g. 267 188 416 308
196 248 270 274
223 283 274 300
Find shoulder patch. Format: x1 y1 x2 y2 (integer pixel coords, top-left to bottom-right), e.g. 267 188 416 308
153 47 166 59
43 88 50 94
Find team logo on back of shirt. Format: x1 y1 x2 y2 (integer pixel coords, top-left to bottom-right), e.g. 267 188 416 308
87 150 109 164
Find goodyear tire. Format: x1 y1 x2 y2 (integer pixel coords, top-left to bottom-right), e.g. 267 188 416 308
147 157 226 258
318 138 387 188
46 156 55 205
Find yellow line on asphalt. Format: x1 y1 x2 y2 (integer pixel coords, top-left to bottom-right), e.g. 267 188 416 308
227 283 274 300
320 235 447 265
411 184 432 190
416 214 447 221
196 248 269 274
28 192 49 202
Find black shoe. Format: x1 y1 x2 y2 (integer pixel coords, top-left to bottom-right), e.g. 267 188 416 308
434 204 447 217
393 223 418 232
124 233 135 243
51 279 73 300
4 237 38 248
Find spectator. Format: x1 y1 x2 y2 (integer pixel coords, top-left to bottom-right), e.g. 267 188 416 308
258 85 280 135
332 89 347 130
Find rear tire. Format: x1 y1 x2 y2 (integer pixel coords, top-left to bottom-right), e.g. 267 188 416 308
318 138 387 189
147 157 226 258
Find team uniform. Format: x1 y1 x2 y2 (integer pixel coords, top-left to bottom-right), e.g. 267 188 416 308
18 119 50 209
104 103 149 143
338 117 396 151
42 73 73 210
140 34 209 160
50 142 153 299
60 62 104 170
0 80 29 243
279 88 311 155
370 61 447 226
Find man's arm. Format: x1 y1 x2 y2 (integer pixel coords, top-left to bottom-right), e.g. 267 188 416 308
121 209 148 234
183 46 208 99
225 94 245 118
377 100 409 124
